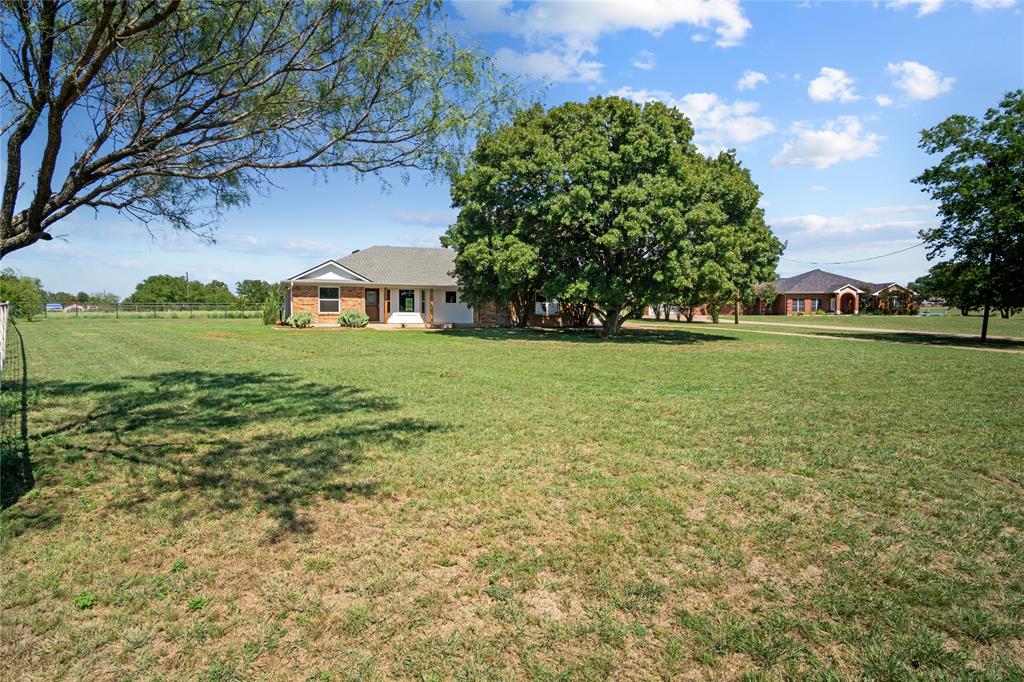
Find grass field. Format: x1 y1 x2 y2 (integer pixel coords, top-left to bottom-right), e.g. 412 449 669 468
2 318 1022 680
701 311 1024 338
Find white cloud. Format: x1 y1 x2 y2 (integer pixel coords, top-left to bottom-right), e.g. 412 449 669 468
610 86 775 153
886 0 1016 16
737 70 768 91
875 94 894 107
885 61 955 100
807 67 859 102
810 185 827 192
631 49 656 71
493 47 603 83
772 214 930 236
454 0 751 82
771 116 882 169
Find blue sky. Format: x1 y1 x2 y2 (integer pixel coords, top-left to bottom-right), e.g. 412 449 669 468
4 0 1022 297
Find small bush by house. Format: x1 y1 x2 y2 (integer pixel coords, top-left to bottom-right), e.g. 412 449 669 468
286 312 314 328
337 310 370 327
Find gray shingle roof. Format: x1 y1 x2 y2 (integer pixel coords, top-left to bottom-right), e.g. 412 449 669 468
336 246 457 286
773 269 893 294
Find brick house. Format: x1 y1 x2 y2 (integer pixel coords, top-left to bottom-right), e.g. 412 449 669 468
285 245 567 327
761 269 913 316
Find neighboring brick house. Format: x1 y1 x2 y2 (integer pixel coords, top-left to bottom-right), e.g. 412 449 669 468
285 245 567 327
646 268 914 319
761 269 913 316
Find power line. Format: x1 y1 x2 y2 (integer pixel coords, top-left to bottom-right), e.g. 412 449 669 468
780 241 925 266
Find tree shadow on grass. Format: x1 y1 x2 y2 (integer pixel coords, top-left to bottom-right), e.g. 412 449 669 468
438 327 739 345
781 329 1024 351
8 371 439 541
1 320 33 510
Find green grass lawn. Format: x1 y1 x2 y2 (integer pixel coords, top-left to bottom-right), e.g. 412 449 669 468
711 310 1024 338
2 319 1022 680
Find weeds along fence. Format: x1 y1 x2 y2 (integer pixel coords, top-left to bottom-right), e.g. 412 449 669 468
1 302 34 509
20 302 263 320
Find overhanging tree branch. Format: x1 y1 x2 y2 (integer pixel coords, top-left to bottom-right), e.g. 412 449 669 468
1 0 517 256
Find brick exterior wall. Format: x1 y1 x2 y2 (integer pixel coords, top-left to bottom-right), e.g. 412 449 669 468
292 285 364 325
473 301 511 327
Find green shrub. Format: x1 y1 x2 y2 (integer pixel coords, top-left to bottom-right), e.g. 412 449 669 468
187 596 208 612
263 287 283 325
286 312 314 328
337 310 369 327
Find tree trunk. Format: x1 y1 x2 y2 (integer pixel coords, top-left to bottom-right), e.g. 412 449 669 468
684 307 694 323
601 306 623 336
960 306 970 316
981 249 996 343
734 293 740 325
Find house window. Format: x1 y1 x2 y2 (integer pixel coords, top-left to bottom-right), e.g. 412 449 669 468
791 298 804 313
811 298 822 311
889 294 900 310
535 295 559 316
399 289 414 313
829 297 836 312
445 291 457 304
319 287 340 313
421 290 426 314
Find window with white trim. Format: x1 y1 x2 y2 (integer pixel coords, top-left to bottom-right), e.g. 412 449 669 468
319 287 340 313
811 298 822 311
445 291 457 304
791 298 805 313
398 289 415 313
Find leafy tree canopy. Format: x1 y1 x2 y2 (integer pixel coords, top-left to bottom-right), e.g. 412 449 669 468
235 279 273 306
913 89 1024 338
123 275 236 304
444 97 782 334
0 267 46 317
1 0 515 256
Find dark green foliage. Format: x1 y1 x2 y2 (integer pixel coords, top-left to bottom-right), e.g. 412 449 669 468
913 90 1024 339
337 310 369 328
262 286 283 326
235 280 273 307
0 268 46 319
444 97 782 335
123 275 237 304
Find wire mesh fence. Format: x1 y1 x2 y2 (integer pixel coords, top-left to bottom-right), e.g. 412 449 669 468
11 302 264 320
1 302 34 508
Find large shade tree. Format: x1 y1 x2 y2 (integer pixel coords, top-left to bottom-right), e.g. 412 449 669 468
675 151 783 323
913 89 1024 341
0 0 513 256
445 97 781 335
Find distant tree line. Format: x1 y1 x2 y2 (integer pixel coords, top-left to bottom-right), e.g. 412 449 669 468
1 268 280 317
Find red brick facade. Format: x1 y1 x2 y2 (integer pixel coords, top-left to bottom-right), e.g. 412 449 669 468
291 285 364 326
